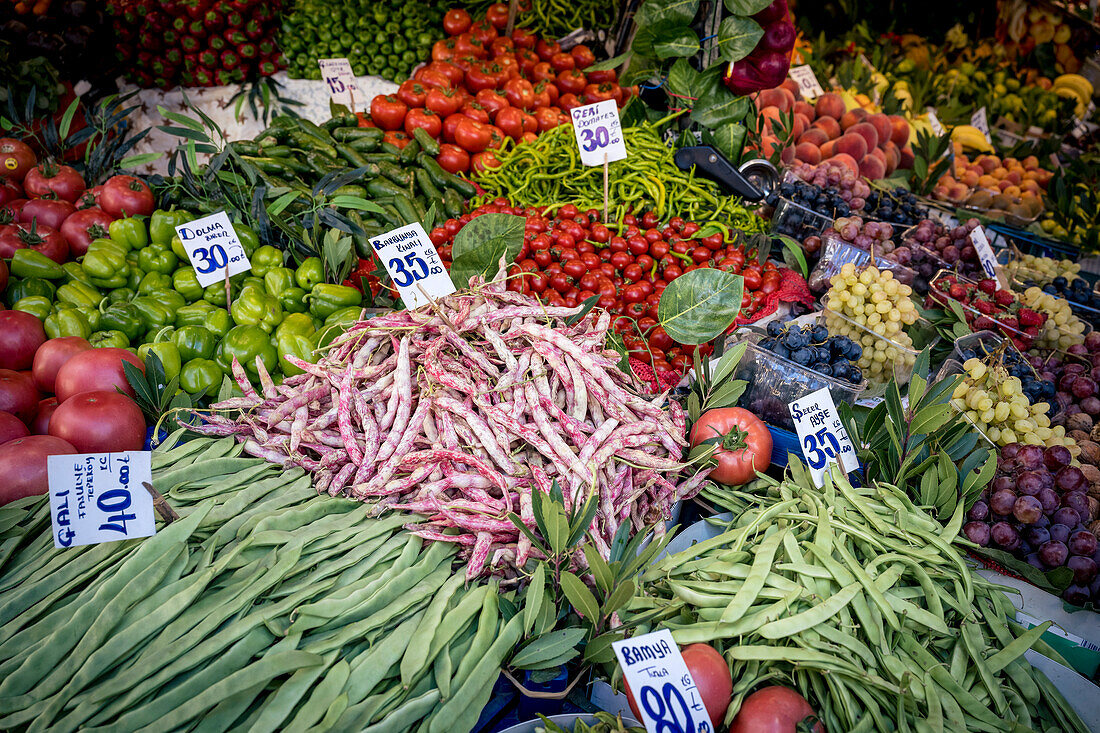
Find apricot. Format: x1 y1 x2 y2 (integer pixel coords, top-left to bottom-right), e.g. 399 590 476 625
814 92 846 120
812 117 842 140
1022 155 1040 170
859 154 886 180
795 142 821 164
830 153 860 177
1004 170 1022 185
961 170 980 187
835 132 868 161
977 174 999 189
840 108 869 130
991 166 1008 180
1020 179 1041 194
978 156 999 173
949 183 971 201
1003 184 1022 197
798 127 829 147
888 115 911 147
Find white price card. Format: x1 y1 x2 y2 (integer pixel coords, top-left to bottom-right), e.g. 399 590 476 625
612 629 713 733
788 387 858 487
569 100 627 167
969 226 1001 287
788 65 824 100
926 107 944 136
175 211 251 287
369 223 455 309
318 58 360 107
48 452 155 549
970 106 991 143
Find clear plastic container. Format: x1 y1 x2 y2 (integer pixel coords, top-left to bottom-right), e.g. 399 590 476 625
807 232 916 294
770 197 834 241
950 330 1007 364
728 331 867 432
996 249 1100 327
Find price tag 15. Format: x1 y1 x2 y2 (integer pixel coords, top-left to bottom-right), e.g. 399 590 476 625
47 451 155 549
370 223 456 309
318 58 360 107
788 65 824 100
926 107 944 136
970 106 991 143
569 100 627 167
969 226 1002 288
788 387 858 487
175 211 251 287
612 629 712 733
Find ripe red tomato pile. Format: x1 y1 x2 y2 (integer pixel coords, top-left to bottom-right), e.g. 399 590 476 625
365 5 634 174
431 200 786 375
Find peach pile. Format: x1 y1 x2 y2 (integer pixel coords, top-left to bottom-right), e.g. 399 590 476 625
932 153 1051 221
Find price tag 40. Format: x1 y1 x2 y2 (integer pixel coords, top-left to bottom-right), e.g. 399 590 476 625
569 100 627 167
48 452 155 549
788 387 858 487
318 58 360 107
788 65 824 100
612 630 712 733
175 211 251 287
370 223 455 309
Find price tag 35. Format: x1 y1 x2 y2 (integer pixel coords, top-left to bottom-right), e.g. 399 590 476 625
788 65 824 100
47 451 155 549
175 211 251 287
788 387 858 487
569 99 627 167
369 223 456 309
613 629 712 733
318 58 360 107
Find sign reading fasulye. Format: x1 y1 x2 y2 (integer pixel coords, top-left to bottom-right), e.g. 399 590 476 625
369 222 455 309
175 211 251 287
48 451 155 549
569 99 627 167
788 387 858 487
612 629 713 733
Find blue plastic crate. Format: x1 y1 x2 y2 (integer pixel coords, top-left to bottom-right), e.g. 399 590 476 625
987 223 1089 271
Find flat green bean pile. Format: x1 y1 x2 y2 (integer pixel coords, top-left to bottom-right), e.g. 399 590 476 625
0 432 508 733
624 463 1089 733
472 122 768 233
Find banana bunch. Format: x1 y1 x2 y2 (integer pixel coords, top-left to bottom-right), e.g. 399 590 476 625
951 125 995 153
1053 74 1094 117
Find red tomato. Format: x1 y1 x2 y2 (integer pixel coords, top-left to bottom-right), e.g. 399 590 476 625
54 347 144 402
469 19 498 45
584 82 620 103
30 397 58 435
383 131 411 149
0 410 29 444
475 89 510 115
23 162 85 202
728 687 824 733
0 178 22 207
464 64 500 92
533 107 560 132
454 118 492 153
0 369 39 424
503 78 535 109
426 61 465 87
396 80 429 108
454 33 488 59
432 38 458 62
425 87 462 117
59 206 115 256
404 108 442 139
511 28 536 49
0 435 77 505
32 336 92 393
442 8 471 35
100 175 154 218
689 407 772 485
549 51 575 72
515 47 539 75
570 44 596 69
489 37 514 57
0 137 36 182
18 198 76 231
741 266 762 290
370 94 408 131
494 107 525 139
485 2 510 28
0 311 46 370
556 69 587 95
529 62 555 83
436 144 470 174
470 151 500 173
460 101 491 124
535 38 561 61
50 391 146 453
586 68 618 84
624 643 731 729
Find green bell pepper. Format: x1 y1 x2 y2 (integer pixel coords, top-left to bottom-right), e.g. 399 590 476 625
108 288 135 304
100 303 145 342
149 209 193 246
126 266 145 291
172 267 204 302
45 307 92 339
137 245 178 275
277 312 316 339
125 248 140 270
241 276 266 293
250 245 283 277
173 325 218 362
216 324 278 377
146 289 186 313
233 222 260 257
276 331 316 376
5 278 56 303
75 305 101 332
180 358 222 396
138 341 181 381
307 283 361 319
108 218 149 250
89 330 130 348
10 249 64 280
89 273 128 290
131 296 173 334
61 262 93 286
279 286 308 314
175 301 214 326
83 242 130 281
295 257 324 289
203 281 238 308
231 287 283 333
137 271 173 295
12 296 53 321
170 235 187 262
55 281 102 309
202 306 231 338
324 305 366 327
263 267 296 297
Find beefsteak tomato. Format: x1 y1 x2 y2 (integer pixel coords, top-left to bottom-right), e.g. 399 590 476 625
728 686 824 733
689 407 772 485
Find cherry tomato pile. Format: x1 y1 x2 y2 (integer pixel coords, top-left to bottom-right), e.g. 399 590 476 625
431 200 787 375
366 5 634 175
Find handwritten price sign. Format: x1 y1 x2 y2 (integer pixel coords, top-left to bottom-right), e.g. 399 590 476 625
788 65 824 100
613 630 712 733
370 223 455 309
175 211 251 287
570 99 627 167
788 387 858 486
318 58 360 107
48 452 155 548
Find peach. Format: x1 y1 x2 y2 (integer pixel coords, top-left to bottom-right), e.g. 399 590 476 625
780 146 796 165
967 164 984 177
791 113 811 141
977 174 998 189
795 142 822 164
898 147 915 169
840 108 869 130
997 179 1013 192
835 132 868 161
1003 185 1022 197
819 139 837 159
758 106 783 135
760 135 782 157
781 78 801 98
814 92 846 120
883 140 900 171
847 122 879 152
798 127 829 147
793 100 815 120
870 147 887 164
978 156 999 173
866 114 893 149
1003 157 1019 168
888 115 910 147
812 116 842 140
830 153 860 177
1020 179 1041 194
991 166 1008 180
961 170 980 187
859 154 886 180
1023 155 1040 170
757 88 793 113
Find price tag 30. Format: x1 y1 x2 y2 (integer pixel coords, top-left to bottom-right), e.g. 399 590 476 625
970 106 991 143
569 100 627 167
788 387 858 487
370 223 455 309
175 211 251 287
318 58 360 108
926 107 944 136
612 629 712 733
788 65 824 100
48 452 155 549
969 226 1003 288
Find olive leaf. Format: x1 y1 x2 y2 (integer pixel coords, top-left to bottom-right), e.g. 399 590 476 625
657 268 744 345
715 15 764 63
448 212 524 289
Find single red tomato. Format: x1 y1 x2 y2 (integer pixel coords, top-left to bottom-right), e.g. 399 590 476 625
426 60 464 87
436 144 470 174
0 138 36 182
454 118 492 153
689 407 772 485
556 69 587 95
59 206 115 256
535 38 561 61
0 409 29 444
0 435 77 505
0 311 46 370
0 369 39 424
0 221 68 263
442 7 471 35
18 197 76 231
404 108 443 139
22 162 86 202
54 347 144 402
396 80 428 108
32 336 92 393
549 51 575 72
570 44 596 69
485 2 510 28
469 19 498 45
728 687 824 733
383 131 411 149
0 178 22 206
475 88 510 115
511 27 536 49
470 151 500 173
370 94 408 131
425 87 462 117
30 396 58 435
625 644 732 729
99 175 154 218
460 101 491 124
50 390 146 453
494 107 525 139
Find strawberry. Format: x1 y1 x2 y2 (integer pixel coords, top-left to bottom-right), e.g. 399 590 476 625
949 284 967 300
1018 308 1044 327
973 315 996 331
974 299 995 315
978 279 997 295
994 289 1014 306
1001 316 1019 331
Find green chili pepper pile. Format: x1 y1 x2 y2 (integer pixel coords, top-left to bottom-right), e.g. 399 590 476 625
0 433 510 733
624 464 1090 732
472 121 768 233
463 0 617 39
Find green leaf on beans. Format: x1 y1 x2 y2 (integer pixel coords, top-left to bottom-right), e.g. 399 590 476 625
510 628 587 669
654 28 700 59
448 213 525 289
715 15 764 63
560 570 600 621
724 0 773 14
691 87 752 128
658 268 744 345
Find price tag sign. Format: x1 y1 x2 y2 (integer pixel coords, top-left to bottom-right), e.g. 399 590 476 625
48 452 155 549
926 107 944 136
612 629 712 733
788 387 858 487
318 58 360 108
970 106 992 143
569 100 627 167
175 211 251 287
370 223 455 309
969 226 1004 288
788 65 824 100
